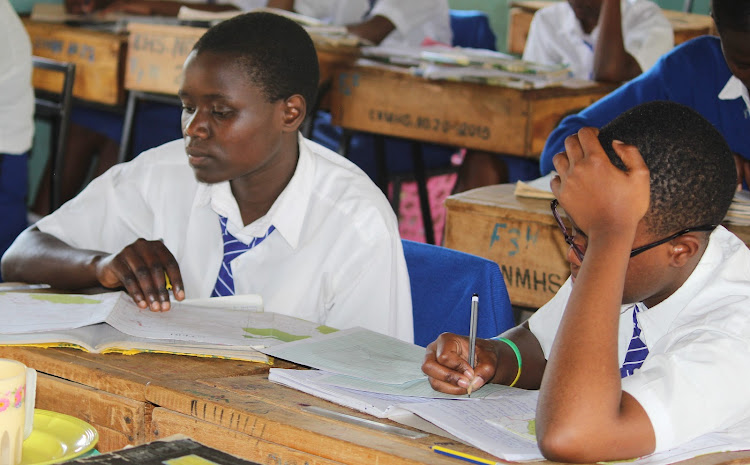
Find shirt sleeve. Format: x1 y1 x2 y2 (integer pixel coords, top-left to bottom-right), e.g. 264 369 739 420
522 11 556 64
526 278 573 359
622 1 674 73
539 47 675 174
622 303 750 451
369 0 452 45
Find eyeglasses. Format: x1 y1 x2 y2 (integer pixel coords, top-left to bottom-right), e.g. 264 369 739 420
550 199 717 262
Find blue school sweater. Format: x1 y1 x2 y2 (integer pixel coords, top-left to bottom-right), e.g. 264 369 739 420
540 36 750 174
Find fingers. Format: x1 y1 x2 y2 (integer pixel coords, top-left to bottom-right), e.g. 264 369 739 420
422 335 472 395
96 239 182 311
610 139 647 174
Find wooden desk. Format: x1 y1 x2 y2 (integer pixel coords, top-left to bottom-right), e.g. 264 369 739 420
23 20 128 106
507 1 717 56
329 65 616 158
125 22 359 96
2 345 750 464
444 183 750 309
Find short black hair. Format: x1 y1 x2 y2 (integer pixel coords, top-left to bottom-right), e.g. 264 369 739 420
193 12 319 116
711 0 750 34
597 101 736 237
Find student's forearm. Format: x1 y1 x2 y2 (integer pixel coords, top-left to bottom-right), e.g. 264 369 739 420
536 232 654 462
593 0 642 82
1 227 104 290
347 15 395 45
491 322 546 389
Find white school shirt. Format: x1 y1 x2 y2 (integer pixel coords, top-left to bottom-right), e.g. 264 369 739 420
528 226 750 452
273 0 452 47
522 0 673 80
0 0 34 154
36 134 414 342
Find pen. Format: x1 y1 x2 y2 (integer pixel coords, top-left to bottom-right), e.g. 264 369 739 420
432 445 497 465
467 293 478 397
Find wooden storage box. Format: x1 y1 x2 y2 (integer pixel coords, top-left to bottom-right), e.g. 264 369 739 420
24 20 127 106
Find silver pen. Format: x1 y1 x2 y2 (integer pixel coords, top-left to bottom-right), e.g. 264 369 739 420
467 293 478 397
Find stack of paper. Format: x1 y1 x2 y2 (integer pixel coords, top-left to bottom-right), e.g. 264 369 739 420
726 190 750 226
513 172 556 200
360 44 572 89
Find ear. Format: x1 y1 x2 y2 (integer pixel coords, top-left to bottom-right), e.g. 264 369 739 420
668 234 704 268
280 94 307 133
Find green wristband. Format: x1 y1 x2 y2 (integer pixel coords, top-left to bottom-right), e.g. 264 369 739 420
491 336 522 387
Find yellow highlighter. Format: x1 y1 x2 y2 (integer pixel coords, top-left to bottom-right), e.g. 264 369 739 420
164 273 172 291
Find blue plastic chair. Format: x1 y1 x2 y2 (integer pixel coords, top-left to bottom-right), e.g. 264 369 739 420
449 10 497 51
402 240 515 347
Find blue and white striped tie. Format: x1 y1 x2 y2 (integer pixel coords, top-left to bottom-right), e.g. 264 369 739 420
620 305 649 378
211 215 275 297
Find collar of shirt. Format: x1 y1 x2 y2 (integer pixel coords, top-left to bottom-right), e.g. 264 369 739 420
718 75 750 113
193 132 313 249
636 226 731 345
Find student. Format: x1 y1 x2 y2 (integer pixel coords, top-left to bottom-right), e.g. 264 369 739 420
0 0 33 281
454 0 673 193
539 0 750 186
524 0 673 82
2 12 414 342
422 101 750 462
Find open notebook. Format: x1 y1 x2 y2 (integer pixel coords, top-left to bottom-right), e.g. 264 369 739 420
0 291 337 363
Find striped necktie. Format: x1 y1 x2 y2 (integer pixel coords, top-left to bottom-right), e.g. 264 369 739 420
620 305 649 378
211 215 275 297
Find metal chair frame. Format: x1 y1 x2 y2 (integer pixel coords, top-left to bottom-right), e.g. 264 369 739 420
32 56 76 212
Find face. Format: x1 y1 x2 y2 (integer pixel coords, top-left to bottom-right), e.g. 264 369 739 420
178 50 288 185
567 0 602 33
719 28 750 92
562 213 683 308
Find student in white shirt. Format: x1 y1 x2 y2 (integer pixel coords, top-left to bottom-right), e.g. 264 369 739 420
0 0 33 281
2 12 414 343
524 0 673 82
422 101 750 461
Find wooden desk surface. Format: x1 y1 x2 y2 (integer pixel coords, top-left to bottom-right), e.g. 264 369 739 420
445 183 750 308
23 19 128 106
507 1 717 56
329 64 616 158
2 345 750 464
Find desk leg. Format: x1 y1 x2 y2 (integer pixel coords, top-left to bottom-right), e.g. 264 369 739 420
117 91 137 165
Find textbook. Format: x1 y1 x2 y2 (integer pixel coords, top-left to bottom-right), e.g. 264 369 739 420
0 291 338 363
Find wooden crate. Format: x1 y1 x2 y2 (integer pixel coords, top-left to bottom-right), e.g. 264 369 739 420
444 184 569 309
125 22 206 95
24 20 127 106
445 183 750 310
330 65 613 157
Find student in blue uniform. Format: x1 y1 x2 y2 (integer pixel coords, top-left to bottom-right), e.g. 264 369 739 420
539 0 750 188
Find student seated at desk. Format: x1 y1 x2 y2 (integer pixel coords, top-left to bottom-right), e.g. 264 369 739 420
2 12 414 342
422 101 750 462
454 0 674 193
0 0 33 281
539 0 750 188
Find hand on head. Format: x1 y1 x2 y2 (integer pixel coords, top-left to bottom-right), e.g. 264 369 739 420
422 333 499 395
94 239 185 311
550 127 650 239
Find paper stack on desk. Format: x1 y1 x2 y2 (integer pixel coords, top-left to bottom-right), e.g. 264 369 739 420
0 291 338 363
265 327 750 465
360 44 572 89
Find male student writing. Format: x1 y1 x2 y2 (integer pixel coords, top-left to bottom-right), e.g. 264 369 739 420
422 101 750 462
539 0 750 189
2 12 413 342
